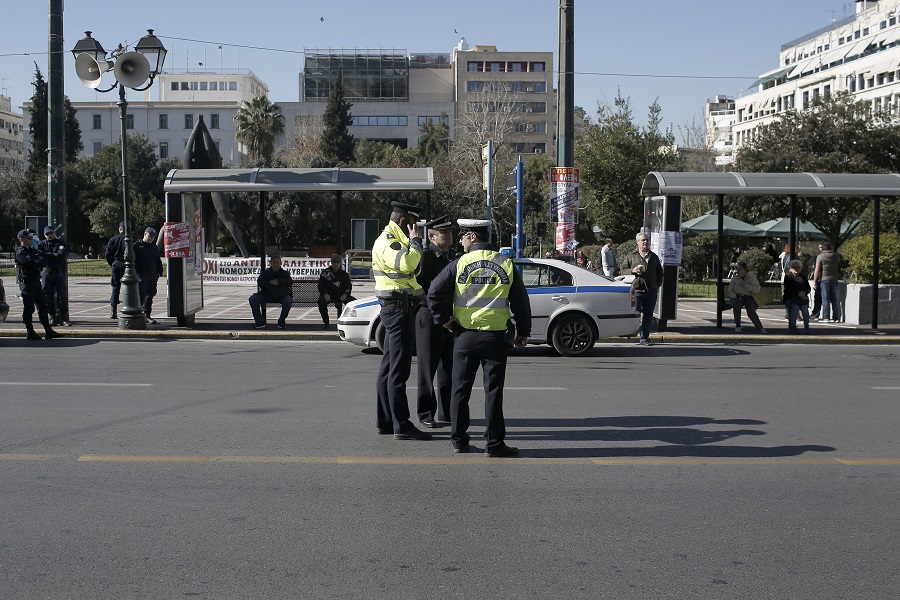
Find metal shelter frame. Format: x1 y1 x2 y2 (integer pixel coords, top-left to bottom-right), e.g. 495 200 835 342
640 172 900 329
163 166 435 262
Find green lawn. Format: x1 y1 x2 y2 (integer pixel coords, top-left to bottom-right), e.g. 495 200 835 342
1 259 166 278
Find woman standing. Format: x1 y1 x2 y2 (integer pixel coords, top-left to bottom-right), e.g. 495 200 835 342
782 259 811 334
728 262 766 333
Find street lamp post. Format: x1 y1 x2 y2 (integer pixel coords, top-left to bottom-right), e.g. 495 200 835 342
72 30 167 330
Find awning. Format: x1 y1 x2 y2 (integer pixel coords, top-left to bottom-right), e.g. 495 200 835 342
844 37 872 59
790 57 819 77
163 167 435 193
640 172 900 198
747 66 794 89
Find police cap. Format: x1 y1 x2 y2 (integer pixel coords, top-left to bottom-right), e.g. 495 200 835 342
44 225 55 234
390 201 421 218
424 215 453 230
457 218 491 236
17 229 33 239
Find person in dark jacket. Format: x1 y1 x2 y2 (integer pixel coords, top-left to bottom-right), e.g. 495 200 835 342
620 232 664 345
414 215 456 428
248 255 293 329
134 227 164 324
38 225 70 326
427 218 531 457
783 259 811 334
317 254 354 329
105 222 126 319
14 230 63 341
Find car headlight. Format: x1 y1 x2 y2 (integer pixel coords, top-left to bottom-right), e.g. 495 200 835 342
344 307 357 317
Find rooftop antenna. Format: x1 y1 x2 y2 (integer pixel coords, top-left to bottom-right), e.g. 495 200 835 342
1 78 10 96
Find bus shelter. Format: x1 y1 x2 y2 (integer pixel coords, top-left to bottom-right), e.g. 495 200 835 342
162 167 434 326
640 172 900 329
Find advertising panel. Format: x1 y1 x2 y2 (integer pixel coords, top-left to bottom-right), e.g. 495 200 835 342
550 167 579 252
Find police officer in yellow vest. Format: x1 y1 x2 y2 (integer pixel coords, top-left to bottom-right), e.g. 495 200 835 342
372 201 432 441
426 219 531 456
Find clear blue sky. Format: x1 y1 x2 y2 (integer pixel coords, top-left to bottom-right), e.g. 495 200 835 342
3 0 862 140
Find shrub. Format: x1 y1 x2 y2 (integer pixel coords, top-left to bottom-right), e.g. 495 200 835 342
841 233 900 284
737 248 775 282
679 233 718 281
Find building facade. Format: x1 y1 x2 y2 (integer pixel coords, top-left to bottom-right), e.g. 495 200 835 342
0 94 25 174
733 0 900 152
705 95 736 168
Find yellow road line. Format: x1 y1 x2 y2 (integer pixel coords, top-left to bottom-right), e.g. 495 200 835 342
0 453 54 461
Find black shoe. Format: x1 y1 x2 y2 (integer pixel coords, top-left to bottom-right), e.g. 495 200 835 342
420 419 440 428
486 443 519 457
253 324 266 329
394 427 433 441
44 329 64 340
376 427 393 435
322 323 330 330
147 317 157 325
277 323 286 329
26 331 42 341
110 311 117 319
452 444 471 454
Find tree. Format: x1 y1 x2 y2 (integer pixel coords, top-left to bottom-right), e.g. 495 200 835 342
234 95 285 166
733 92 900 249
418 113 450 162
319 70 355 165
575 92 684 242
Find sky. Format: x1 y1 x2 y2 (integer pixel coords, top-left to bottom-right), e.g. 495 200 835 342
1 0 867 141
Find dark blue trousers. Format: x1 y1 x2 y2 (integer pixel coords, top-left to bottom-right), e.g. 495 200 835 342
376 300 415 433
449 329 509 451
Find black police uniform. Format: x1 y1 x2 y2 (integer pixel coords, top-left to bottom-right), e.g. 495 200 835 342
105 229 126 317
15 241 62 340
317 265 354 327
134 239 164 319
414 221 455 425
37 234 69 324
427 241 531 453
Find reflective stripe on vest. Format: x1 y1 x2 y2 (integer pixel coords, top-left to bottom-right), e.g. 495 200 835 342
452 250 512 331
372 221 423 295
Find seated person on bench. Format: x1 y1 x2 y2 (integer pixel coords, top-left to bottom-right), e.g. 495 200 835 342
317 253 355 329
248 255 293 329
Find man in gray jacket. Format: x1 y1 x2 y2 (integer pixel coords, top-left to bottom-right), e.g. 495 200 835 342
621 232 663 345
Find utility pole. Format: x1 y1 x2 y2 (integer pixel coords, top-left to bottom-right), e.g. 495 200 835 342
556 0 574 168
48 0 66 235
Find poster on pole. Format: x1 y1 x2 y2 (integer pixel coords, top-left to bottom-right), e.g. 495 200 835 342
550 167 579 252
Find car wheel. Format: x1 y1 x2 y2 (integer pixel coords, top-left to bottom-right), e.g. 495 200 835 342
374 320 386 352
551 313 596 357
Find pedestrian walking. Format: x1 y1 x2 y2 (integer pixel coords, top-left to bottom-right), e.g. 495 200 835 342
414 215 456 428
728 261 766 333
427 218 531 456
783 259 811 334
372 201 431 441
601 238 618 277
621 232 663 345
14 230 63 341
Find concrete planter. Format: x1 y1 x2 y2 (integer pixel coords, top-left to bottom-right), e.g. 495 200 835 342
844 283 900 325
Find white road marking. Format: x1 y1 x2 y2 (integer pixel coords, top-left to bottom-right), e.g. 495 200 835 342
871 386 900 390
0 382 152 387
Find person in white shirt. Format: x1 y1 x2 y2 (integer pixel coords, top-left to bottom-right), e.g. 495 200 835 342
601 238 617 277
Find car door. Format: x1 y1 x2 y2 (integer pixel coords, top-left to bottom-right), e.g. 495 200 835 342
516 263 574 340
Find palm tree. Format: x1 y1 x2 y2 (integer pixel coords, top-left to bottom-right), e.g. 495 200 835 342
234 95 285 166
418 113 450 162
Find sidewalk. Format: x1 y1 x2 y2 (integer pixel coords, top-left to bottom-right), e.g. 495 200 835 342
2 276 898 344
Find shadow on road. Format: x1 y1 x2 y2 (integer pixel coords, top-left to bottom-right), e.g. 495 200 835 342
516 444 836 459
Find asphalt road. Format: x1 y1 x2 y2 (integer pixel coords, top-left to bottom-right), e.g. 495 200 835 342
1 340 898 599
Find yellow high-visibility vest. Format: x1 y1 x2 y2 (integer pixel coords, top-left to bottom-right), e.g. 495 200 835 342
372 220 422 297
452 249 513 330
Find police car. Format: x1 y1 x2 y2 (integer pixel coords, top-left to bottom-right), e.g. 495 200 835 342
337 257 639 357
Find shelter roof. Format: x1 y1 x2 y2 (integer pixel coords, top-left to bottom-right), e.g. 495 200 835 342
163 167 434 193
641 172 900 198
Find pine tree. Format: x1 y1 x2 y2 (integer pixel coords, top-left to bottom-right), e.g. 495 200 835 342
319 70 355 165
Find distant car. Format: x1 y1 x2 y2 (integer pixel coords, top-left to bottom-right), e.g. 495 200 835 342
337 258 639 357
0 279 9 323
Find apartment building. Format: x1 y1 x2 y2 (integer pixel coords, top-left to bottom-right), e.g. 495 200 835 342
733 0 900 152
0 94 25 174
705 95 736 168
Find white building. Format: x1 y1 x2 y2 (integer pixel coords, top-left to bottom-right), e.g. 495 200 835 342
0 94 25 174
734 0 900 152
705 95 736 168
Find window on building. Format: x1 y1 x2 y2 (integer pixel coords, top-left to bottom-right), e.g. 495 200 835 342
855 30 861 39
839 37 845 44
159 142 168 159
510 82 526 92
530 62 545 72
185 114 193 129
466 81 483 93
532 81 547 93
512 62 523 72
210 82 218 91
536 121 547 133
92 114 101 129
93 141 103 155
812 89 820 101
180 82 189 90
824 84 831 98
159 114 168 129
891 17 897 26
200 82 208 91
533 143 546 154
228 82 237 90
190 81 198 91
802 91 809 109
171 82 178 91
467 61 480 72
208 113 218 129
863 27 869 36
125 114 134 130
881 21 887 29
490 62 501 72
532 102 547 113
